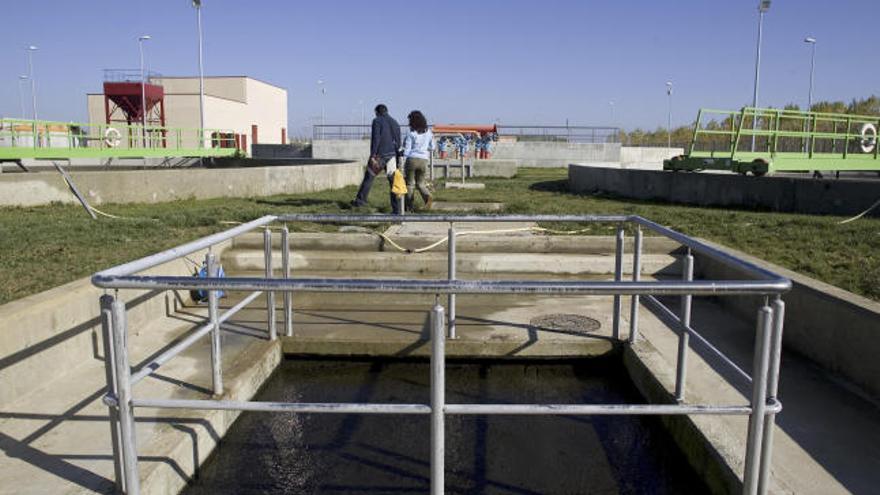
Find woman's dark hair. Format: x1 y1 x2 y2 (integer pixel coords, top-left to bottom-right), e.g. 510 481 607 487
408 111 428 134
375 104 388 115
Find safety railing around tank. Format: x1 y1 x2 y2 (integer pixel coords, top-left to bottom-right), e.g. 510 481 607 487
91 214 790 495
0 118 238 159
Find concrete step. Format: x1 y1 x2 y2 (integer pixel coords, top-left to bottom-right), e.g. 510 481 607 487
220 249 682 276
232 232 682 255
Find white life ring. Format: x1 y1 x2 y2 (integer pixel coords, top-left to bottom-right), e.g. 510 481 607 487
104 127 121 148
860 123 877 153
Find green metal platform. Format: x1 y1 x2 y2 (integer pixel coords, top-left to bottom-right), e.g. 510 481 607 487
0 118 238 161
664 107 880 175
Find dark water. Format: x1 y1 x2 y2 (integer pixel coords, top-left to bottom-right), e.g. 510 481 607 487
184 358 707 494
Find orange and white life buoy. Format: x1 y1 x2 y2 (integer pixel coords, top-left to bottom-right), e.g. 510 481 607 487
104 127 121 148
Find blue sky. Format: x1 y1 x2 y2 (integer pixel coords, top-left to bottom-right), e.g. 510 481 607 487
1 1 877 136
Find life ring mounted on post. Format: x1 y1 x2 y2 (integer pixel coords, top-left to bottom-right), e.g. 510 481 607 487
860 123 877 153
104 127 121 148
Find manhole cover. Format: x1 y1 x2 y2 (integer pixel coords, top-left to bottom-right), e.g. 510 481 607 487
529 313 601 334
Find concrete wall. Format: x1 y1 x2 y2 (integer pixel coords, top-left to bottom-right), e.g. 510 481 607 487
568 164 880 217
0 247 224 407
491 142 620 167
0 161 362 206
694 241 880 400
312 139 621 168
619 147 683 170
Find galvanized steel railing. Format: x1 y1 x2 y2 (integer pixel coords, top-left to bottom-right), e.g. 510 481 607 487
92 214 790 495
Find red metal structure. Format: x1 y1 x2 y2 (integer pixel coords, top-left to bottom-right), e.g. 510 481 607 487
102 69 166 146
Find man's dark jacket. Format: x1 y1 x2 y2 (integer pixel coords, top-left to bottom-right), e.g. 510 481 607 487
370 114 401 157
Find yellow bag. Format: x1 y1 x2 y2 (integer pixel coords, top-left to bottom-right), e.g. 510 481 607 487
391 169 408 196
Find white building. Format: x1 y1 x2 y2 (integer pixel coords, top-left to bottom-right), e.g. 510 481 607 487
87 76 287 155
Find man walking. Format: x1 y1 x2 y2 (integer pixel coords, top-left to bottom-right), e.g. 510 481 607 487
351 104 402 213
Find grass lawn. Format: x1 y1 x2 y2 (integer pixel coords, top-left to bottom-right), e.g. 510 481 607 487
0 168 878 305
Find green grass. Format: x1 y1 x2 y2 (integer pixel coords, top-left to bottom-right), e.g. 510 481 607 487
1 168 878 305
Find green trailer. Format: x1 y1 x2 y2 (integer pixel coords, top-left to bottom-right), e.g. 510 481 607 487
664 107 880 175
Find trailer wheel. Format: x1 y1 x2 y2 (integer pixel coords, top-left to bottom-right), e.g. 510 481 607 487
751 159 769 177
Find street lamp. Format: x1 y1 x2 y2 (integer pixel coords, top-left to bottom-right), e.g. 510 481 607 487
193 0 206 149
609 100 615 124
804 37 817 112
666 81 673 149
138 35 151 148
17 75 29 119
751 0 771 151
317 79 326 138
25 45 38 121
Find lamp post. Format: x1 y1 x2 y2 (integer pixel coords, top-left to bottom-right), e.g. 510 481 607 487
317 79 326 139
193 1 206 149
804 36 817 153
804 37 816 112
138 35 151 148
25 45 38 121
751 0 771 151
609 100 615 125
18 75 29 119
666 82 673 149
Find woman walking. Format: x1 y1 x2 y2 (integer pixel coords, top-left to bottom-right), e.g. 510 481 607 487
402 110 434 212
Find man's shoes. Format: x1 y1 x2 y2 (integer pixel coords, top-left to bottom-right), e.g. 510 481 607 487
350 199 366 208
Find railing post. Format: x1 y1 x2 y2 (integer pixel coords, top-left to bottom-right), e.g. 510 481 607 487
758 297 785 494
447 224 457 339
674 251 694 401
264 228 276 340
282 225 293 337
612 224 624 340
99 295 126 493
628 226 643 343
430 303 446 495
110 297 140 495
743 303 774 495
206 251 223 396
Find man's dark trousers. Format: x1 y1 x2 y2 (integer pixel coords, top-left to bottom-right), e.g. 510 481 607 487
352 154 401 214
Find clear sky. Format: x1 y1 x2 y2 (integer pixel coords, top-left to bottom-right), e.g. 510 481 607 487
1 1 876 137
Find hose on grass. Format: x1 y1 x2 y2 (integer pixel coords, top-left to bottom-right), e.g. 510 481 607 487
837 198 880 225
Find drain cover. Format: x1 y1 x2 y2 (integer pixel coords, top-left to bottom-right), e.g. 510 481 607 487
529 313 601 334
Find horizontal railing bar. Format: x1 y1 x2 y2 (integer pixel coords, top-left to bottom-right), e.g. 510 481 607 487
130 290 263 384
642 295 753 384
94 216 276 278
93 276 789 295
130 398 780 416
444 403 755 415
132 398 432 414
277 213 630 223
632 216 791 288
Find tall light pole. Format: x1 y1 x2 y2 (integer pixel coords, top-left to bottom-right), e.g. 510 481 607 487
804 37 817 112
18 75 29 119
25 45 38 121
609 100 615 125
317 79 326 139
804 36 817 153
193 1 206 149
751 0 771 151
666 81 673 149
138 35 151 148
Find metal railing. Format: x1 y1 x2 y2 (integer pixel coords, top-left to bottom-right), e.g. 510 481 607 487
0 118 237 160
312 124 620 143
103 69 162 84
91 214 790 495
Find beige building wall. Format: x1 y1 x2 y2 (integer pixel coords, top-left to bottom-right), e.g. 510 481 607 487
86 76 287 154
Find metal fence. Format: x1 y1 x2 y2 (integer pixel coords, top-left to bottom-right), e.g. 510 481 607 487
92 214 790 495
103 69 162 84
313 124 620 143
